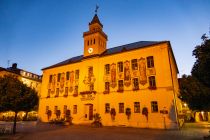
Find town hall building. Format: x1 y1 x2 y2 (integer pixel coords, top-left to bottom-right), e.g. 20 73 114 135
38 13 182 129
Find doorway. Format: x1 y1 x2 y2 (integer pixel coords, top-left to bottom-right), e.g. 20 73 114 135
84 104 93 121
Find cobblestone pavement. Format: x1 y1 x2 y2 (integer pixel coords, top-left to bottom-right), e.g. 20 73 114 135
1 122 210 140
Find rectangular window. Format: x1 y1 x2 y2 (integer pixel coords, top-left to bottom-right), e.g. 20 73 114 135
66 72 70 80
134 102 140 113
75 70 79 79
105 64 110 74
47 89 51 97
119 103 124 113
63 105 67 114
54 106 58 114
118 62 123 72
133 78 139 90
74 86 78 94
149 76 156 88
57 73 61 82
131 59 138 70
147 56 154 68
64 87 68 97
151 101 158 112
105 82 110 91
55 88 59 97
105 103 110 113
46 106 49 114
73 105 77 114
118 80 124 91
49 75 52 83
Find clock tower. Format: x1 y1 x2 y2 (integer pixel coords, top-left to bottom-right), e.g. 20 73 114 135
83 13 108 57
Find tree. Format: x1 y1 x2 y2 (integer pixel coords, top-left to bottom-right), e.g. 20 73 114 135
179 75 210 111
179 34 210 111
192 34 210 87
0 75 38 134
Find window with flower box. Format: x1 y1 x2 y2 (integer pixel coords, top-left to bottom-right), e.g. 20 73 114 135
149 76 156 89
131 59 138 70
147 56 154 68
105 64 110 75
105 82 110 92
118 80 124 92
118 61 123 72
133 78 139 90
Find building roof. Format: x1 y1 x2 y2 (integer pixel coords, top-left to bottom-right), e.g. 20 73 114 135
89 14 103 27
42 40 179 73
0 65 42 82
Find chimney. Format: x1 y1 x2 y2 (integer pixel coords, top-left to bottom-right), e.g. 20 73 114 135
12 63 17 69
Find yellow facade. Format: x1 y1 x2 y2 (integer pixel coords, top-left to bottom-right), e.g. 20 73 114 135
38 14 181 129
0 64 42 95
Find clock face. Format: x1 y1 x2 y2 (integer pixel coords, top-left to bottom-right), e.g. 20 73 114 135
88 48 93 54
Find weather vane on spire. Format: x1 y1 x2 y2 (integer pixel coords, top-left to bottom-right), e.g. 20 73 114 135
95 5 99 14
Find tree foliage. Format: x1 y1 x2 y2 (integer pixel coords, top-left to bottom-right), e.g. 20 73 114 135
0 75 38 134
179 75 210 111
192 34 210 87
179 34 210 111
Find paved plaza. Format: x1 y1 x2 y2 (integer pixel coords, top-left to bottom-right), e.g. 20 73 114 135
0 122 210 140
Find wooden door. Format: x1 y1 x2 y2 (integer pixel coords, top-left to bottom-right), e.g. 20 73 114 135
89 105 93 120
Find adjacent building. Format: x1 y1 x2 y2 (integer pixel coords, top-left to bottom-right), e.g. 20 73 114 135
38 13 182 129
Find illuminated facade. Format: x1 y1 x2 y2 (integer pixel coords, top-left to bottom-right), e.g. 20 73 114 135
38 14 181 129
0 63 42 95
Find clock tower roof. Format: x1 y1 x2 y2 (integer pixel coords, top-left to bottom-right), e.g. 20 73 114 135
89 14 103 27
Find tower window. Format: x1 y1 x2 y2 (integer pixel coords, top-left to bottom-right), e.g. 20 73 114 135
91 39 92 45
87 40 89 46
94 39 95 44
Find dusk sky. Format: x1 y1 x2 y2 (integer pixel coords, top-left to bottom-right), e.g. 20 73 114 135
0 0 210 76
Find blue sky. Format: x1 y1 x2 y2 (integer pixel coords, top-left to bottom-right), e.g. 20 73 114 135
0 0 210 75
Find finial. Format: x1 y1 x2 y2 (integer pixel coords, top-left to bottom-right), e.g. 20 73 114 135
95 5 99 14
